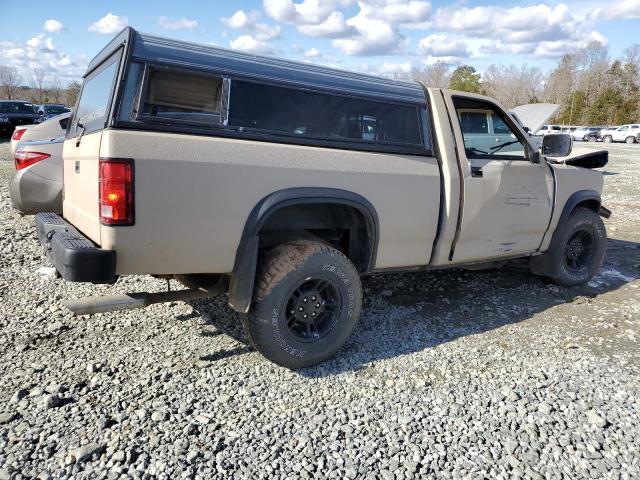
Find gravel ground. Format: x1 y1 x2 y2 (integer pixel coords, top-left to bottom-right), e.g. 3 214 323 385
0 140 639 479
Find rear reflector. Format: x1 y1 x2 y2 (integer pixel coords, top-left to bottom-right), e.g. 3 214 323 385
12 128 27 141
14 151 50 170
99 159 134 226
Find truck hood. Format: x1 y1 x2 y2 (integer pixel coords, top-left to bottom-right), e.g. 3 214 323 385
547 147 608 169
510 103 560 133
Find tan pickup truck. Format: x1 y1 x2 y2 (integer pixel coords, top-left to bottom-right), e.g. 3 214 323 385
34 28 610 368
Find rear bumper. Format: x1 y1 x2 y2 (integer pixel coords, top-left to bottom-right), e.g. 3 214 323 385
35 212 117 284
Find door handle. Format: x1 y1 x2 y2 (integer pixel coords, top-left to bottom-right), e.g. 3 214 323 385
471 166 483 178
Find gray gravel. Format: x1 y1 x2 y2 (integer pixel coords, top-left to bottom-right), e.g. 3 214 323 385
1 139 639 479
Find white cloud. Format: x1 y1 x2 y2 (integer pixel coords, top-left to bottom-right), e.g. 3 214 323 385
0 35 87 81
429 3 609 59
88 13 128 34
304 47 322 58
263 0 353 24
230 35 277 54
356 0 431 24
298 11 355 37
378 61 412 74
419 34 471 58
332 12 407 55
222 10 281 41
43 19 64 33
158 16 198 31
592 0 640 20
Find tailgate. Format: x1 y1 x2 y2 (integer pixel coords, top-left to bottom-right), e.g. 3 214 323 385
62 133 103 245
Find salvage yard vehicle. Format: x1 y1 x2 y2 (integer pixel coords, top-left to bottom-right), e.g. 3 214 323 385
10 136 64 215
33 28 611 368
10 111 71 154
0 100 42 138
600 124 640 144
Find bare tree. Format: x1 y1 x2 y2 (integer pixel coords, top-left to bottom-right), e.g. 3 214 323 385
412 61 451 88
65 81 81 107
0 65 22 100
49 76 64 104
482 64 545 109
32 68 47 104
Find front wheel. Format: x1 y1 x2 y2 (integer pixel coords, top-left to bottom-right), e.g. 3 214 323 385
625 136 636 144
602 135 613 143
545 208 607 286
243 241 362 369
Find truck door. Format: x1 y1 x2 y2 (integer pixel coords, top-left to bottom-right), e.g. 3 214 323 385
444 94 554 263
63 51 121 245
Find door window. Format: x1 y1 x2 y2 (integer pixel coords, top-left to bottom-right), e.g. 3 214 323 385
455 100 526 159
73 59 119 135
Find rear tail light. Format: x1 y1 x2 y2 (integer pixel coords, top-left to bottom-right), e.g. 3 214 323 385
14 151 50 170
12 128 27 141
99 159 134 226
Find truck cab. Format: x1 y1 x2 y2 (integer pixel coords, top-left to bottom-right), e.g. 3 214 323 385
34 28 610 368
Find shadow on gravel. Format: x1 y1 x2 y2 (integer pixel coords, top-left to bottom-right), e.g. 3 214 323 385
188 238 639 372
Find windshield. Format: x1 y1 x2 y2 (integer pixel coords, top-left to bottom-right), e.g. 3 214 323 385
45 105 68 115
0 102 36 114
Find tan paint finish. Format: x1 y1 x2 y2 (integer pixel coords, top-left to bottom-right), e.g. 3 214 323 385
62 133 103 244
439 90 555 263
97 130 441 275
539 164 604 251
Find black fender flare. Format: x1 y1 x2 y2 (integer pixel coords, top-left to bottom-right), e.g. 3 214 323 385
228 188 379 313
531 189 601 276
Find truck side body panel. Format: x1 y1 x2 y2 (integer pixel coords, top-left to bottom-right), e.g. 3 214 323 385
99 129 441 275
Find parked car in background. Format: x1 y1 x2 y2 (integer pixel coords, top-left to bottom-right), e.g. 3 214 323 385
37 104 71 120
535 124 562 135
572 126 605 142
600 124 640 143
0 100 42 137
10 111 71 154
10 136 64 214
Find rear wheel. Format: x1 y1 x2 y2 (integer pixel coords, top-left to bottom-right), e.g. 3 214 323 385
603 135 613 143
625 136 636 144
545 208 606 286
243 241 362 368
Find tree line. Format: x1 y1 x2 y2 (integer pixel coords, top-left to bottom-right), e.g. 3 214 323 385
0 65 80 107
408 41 640 126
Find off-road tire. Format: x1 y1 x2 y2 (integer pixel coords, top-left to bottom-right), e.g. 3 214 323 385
602 135 613 143
625 136 636 144
242 241 362 369
545 208 606 286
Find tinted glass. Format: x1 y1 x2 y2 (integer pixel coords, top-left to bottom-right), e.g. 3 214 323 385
0 102 36 114
491 113 510 134
228 80 422 146
459 112 488 134
456 107 525 159
45 105 68 115
75 60 118 134
141 69 223 125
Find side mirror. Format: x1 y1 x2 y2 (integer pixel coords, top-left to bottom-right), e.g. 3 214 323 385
542 133 573 157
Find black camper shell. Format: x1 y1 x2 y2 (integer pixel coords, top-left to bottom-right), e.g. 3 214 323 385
69 27 432 156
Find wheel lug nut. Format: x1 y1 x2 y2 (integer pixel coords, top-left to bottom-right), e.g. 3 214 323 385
303 298 308 303
316 303 320 308
311 296 316 301
298 307 304 312
312 312 316 317
303 314 308 319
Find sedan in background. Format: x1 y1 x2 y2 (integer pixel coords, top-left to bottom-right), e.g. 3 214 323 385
9 136 63 215
10 111 71 154
572 126 604 141
0 100 42 137
37 103 71 120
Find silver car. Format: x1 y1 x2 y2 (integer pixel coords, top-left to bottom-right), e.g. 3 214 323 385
9 136 63 214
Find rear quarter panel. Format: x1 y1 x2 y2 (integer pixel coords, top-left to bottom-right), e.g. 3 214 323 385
99 130 441 275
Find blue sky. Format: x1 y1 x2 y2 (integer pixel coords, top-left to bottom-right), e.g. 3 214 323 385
1 0 639 84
